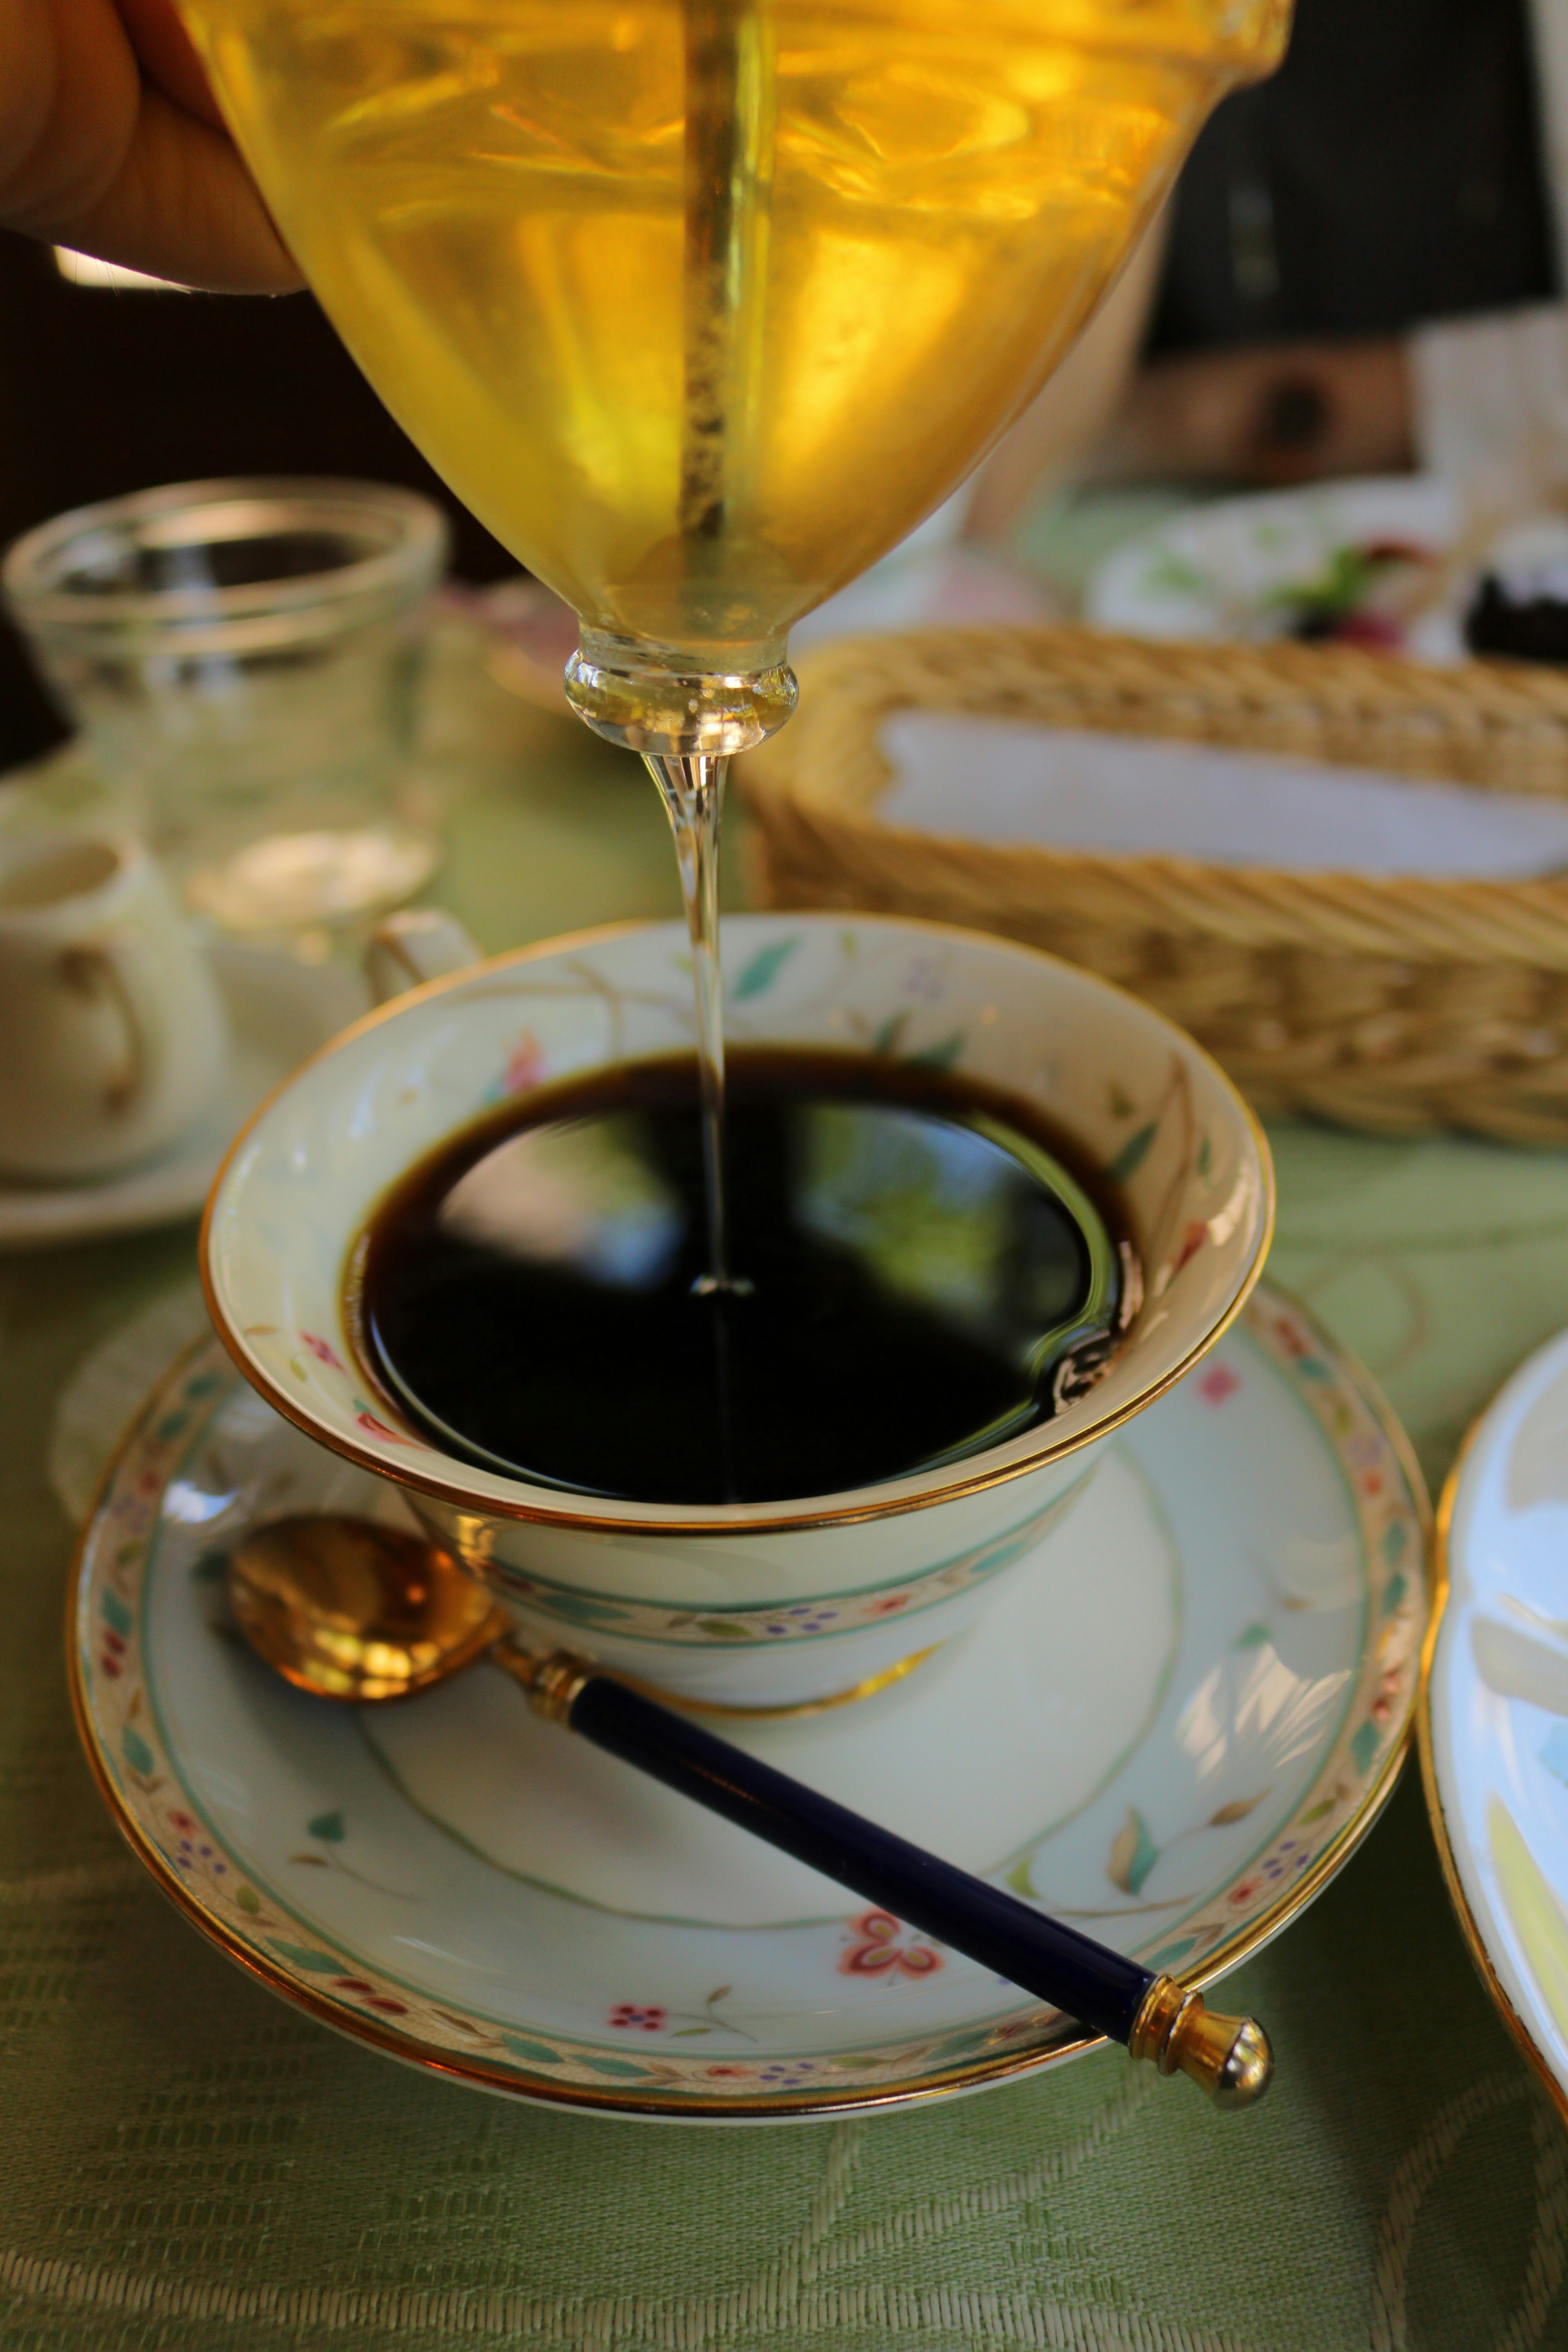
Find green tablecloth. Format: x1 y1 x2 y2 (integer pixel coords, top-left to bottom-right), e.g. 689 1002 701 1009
3 642 1567 2352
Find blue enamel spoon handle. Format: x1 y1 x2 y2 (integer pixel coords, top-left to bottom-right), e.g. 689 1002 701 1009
514 1648 1272 2108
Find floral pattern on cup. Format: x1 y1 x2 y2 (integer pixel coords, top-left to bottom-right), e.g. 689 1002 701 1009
479 1476 1090 1648
229 915 1256 1455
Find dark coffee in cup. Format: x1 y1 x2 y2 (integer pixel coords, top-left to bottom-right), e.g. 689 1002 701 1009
351 1049 1140 1506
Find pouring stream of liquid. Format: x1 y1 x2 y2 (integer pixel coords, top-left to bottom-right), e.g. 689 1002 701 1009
645 751 743 1297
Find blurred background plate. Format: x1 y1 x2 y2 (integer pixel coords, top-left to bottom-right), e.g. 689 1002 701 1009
1085 475 1464 660
1423 1327 1568 2123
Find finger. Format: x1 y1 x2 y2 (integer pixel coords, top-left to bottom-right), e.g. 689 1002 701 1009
114 0 226 129
0 0 60 195
0 0 139 227
56 86 301 290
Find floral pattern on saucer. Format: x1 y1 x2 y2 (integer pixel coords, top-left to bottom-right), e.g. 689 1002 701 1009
74 1282 1428 2116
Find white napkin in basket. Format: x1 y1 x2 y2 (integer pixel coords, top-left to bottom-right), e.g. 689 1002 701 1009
879 711 1568 880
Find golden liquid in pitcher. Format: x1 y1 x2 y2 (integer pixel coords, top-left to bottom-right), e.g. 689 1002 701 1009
182 0 1284 668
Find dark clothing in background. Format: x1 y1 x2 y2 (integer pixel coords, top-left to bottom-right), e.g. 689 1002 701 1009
0 232 513 777
1152 0 1560 352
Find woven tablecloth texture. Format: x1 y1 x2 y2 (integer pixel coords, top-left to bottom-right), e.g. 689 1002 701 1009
2 628 1566 2352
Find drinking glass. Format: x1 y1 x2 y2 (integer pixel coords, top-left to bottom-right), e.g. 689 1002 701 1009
171 0 1290 1267
3 479 449 943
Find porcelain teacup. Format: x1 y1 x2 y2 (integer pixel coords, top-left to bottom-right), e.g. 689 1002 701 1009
0 829 229 1183
202 913 1272 1708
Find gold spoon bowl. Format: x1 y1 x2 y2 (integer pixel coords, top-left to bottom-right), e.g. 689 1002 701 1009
227 1515 506 1701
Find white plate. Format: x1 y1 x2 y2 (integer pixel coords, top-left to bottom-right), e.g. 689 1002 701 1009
0 942 363 1250
1085 476 1464 662
1423 1329 1568 2123
72 1283 1429 2118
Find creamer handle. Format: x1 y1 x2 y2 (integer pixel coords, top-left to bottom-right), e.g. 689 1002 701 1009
364 909 483 1005
57 942 149 1115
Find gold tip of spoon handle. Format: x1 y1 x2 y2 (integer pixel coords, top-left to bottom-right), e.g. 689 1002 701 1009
1128 1975 1274 2109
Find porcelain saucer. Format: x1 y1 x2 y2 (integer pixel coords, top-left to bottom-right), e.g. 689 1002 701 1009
72 1282 1428 2119
0 942 363 1250
1423 1328 1568 2123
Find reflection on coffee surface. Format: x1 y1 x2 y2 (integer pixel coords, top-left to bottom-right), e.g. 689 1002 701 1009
353 1051 1138 1506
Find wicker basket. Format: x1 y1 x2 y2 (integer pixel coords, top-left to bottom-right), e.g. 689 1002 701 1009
739 626 1568 1146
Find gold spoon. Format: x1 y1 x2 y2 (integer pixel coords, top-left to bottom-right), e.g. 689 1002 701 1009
228 1512 1274 2107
